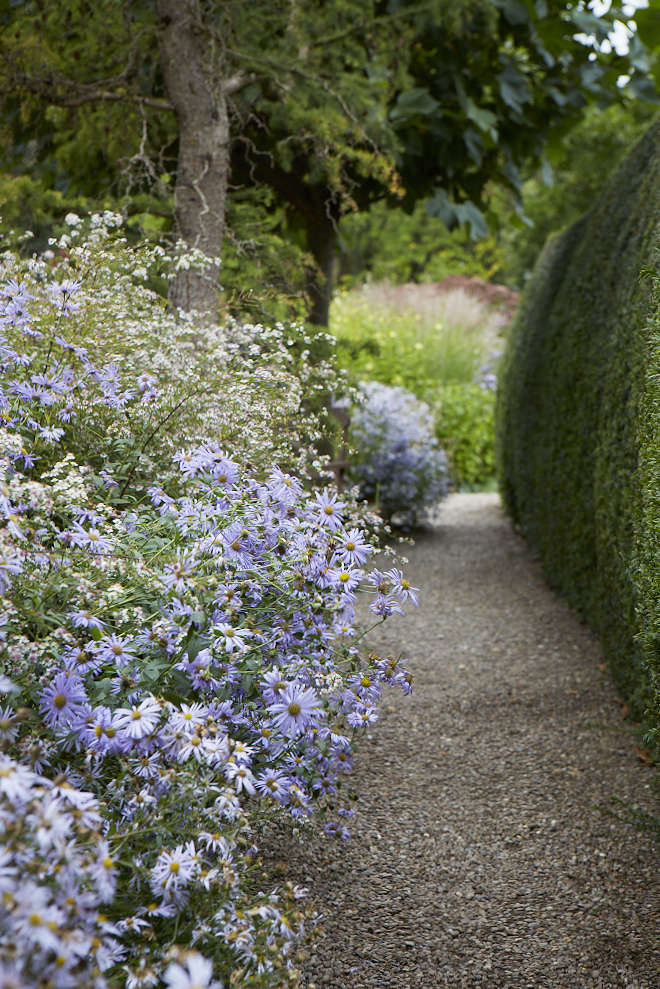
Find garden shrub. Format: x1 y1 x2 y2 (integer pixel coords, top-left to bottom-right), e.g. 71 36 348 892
329 281 506 401
0 219 415 987
496 117 660 733
348 382 449 525
434 383 496 489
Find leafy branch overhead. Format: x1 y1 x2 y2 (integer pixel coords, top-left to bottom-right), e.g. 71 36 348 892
0 0 657 320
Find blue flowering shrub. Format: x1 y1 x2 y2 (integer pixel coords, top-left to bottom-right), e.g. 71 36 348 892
348 381 449 525
0 217 414 988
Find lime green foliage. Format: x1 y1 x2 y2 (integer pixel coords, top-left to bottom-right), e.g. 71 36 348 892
434 384 496 488
496 118 660 734
330 282 506 490
338 199 502 287
330 282 504 399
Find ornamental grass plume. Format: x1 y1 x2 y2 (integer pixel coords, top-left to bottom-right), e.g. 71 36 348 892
0 217 415 987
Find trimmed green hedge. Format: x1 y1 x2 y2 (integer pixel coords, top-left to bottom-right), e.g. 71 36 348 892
496 118 660 736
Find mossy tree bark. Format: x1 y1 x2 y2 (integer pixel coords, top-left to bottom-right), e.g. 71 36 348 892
155 0 229 316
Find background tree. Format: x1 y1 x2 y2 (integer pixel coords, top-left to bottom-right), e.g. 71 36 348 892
0 0 656 319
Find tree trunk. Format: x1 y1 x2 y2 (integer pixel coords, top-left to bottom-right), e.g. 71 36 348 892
305 197 339 327
155 0 228 316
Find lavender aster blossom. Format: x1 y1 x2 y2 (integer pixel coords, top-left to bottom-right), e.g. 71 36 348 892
0 552 22 593
268 683 322 737
39 672 87 729
164 953 223 989
312 489 345 531
114 696 162 739
349 381 449 525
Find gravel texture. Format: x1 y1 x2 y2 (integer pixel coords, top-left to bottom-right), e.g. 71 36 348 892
268 493 660 988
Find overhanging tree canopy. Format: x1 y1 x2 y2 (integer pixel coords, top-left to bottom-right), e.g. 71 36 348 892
0 0 656 318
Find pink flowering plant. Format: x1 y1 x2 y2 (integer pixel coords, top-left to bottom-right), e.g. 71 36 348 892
0 220 414 987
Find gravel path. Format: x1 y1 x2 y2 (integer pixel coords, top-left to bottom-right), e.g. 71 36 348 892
274 493 659 988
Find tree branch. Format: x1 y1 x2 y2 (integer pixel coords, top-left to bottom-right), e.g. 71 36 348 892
5 65 174 113
59 88 174 112
223 71 258 96
310 1 439 49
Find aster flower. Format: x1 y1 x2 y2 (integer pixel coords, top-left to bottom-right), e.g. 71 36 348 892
114 695 162 740
254 769 290 803
95 633 138 668
161 551 199 595
212 622 252 654
68 521 115 554
0 707 18 744
39 672 87 729
327 565 363 594
266 467 302 506
224 761 256 795
91 839 118 902
384 567 420 606
336 527 371 567
0 552 22 593
68 609 105 632
0 757 41 803
312 489 345 531
164 952 223 989
267 683 322 738
150 844 199 895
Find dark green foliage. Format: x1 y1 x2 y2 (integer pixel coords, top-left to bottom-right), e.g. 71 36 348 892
434 384 496 489
337 199 502 286
496 117 660 733
497 102 658 288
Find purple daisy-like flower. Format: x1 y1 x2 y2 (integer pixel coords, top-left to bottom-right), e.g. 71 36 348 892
114 695 162 739
68 521 115 555
254 768 290 803
40 672 87 729
68 610 105 632
327 565 363 594
161 551 198 595
95 634 138 668
384 567 420 606
212 622 252 654
336 527 371 567
312 489 345 531
0 552 22 593
267 682 322 737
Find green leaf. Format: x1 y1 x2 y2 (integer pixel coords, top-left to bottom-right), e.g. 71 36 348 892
498 65 532 115
579 61 606 92
186 634 206 661
465 98 498 137
425 188 454 226
91 677 114 703
501 157 522 192
571 10 612 44
389 88 440 124
463 127 484 167
492 0 530 26
627 34 650 74
541 156 554 188
626 74 660 104
453 201 488 240
635 7 660 51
